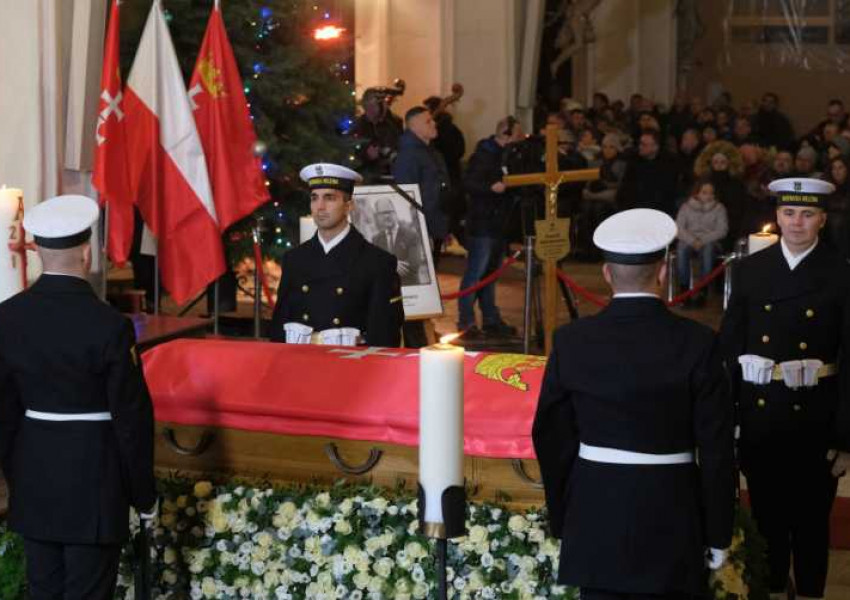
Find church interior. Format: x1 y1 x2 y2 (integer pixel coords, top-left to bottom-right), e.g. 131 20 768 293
2 1 850 598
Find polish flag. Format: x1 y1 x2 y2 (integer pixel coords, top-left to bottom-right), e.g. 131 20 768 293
189 1 269 231
124 0 225 305
91 0 133 266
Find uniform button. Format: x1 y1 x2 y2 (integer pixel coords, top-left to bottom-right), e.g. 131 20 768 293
764 304 772 312
799 342 808 351
762 335 770 344
302 285 309 293
302 313 309 322
806 309 814 318
793 404 802 412
757 398 766 408
336 287 344 295
332 317 341 325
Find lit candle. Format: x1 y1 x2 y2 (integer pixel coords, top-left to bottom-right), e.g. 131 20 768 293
0 186 25 302
419 334 464 531
748 224 779 255
299 215 317 244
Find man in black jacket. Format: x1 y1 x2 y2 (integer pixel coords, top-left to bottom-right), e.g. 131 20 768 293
534 208 735 600
270 163 404 347
457 116 523 338
0 195 156 600
719 178 850 600
616 130 679 216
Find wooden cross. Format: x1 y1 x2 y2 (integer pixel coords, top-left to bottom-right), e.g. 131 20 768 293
503 124 599 355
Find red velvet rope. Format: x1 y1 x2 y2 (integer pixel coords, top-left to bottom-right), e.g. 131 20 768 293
440 251 522 301
556 259 730 309
252 240 275 307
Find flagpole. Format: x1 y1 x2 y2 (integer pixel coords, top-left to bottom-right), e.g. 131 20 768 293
100 203 109 302
154 246 160 316
213 280 220 335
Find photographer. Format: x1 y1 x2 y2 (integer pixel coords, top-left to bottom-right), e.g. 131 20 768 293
349 87 403 183
458 116 524 338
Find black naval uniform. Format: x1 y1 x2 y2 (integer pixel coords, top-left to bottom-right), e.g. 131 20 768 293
719 241 850 597
0 274 156 600
270 227 404 346
533 297 735 598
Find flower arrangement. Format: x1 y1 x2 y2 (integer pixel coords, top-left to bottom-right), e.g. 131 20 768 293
116 479 576 600
0 521 26 600
709 507 770 600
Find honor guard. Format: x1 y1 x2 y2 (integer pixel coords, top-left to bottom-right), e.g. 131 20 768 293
270 163 404 346
533 209 735 600
0 196 156 600
720 178 850 600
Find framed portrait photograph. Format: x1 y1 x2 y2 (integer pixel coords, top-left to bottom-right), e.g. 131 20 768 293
351 184 443 320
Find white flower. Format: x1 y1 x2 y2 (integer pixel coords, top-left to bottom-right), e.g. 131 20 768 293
468 525 489 545
162 569 177 585
201 577 217 599
353 572 371 589
369 497 389 512
453 577 467 590
508 515 529 535
162 548 177 564
373 557 394 578
251 560 266 575
334 519 352 535
528 527 545 543
412 582 429 599
481 552 494 568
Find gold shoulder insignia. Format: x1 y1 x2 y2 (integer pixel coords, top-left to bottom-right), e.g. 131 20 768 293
474 354 547 392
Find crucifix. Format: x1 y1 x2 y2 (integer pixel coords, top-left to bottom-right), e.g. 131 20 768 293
503 124 599 355
7 196 33 291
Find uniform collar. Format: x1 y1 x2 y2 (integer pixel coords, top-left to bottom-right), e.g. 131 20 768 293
30 273 96 295
317 224 351 254
780 237 818 271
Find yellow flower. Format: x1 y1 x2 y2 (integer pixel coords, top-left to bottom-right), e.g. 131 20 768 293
160 513 176 528
176 495 188 508
193 481 213 498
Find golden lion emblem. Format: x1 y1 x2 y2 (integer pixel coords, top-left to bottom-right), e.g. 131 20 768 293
198 56 226 99
474 354 547 392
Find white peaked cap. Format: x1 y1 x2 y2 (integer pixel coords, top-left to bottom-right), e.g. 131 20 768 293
593 208 677 264
23 195 99 249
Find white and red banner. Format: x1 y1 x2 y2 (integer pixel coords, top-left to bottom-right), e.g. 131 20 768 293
91 0 133 266
124 0 225 305
190 2 269 231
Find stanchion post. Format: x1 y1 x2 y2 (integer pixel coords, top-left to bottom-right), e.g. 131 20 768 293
523 235 535 355
153 249 160 316
213 281 220 336
666 250 676 303
100 204 109 302
723 238 747 311
252 220 262 339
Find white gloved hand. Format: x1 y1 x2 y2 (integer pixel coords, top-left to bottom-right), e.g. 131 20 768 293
738 355 775 385
778 360 804 390
828 449 850 478
706 547 728 570
339 327 360 347
802 359 824 387
139 499 158 528
284 322 313 344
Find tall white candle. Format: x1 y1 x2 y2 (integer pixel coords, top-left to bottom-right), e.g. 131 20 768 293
419 337 464 527
748 228 779 255
299 216 317 244
0 186 24 302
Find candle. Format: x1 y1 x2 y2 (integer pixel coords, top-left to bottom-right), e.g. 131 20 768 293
419 334 464 531
299 216 317 244
748 225 779 255
0 186 25 302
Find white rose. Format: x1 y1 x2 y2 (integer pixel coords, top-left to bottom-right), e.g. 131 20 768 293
468 525 488 545
163 569 177 585
508 515 529 535
412 582 429 599
201 577 217 599
163 548 177 564
354 572 371 589
373 557 394 578
334 519 352 535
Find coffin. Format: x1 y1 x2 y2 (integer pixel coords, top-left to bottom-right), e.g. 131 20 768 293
144 340 547 508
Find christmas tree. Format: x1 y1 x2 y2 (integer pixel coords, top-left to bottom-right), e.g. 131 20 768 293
119 0 355 264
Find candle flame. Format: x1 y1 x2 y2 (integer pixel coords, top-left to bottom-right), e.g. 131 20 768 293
314 25 345 40
440 333 461 345
761 224 773 234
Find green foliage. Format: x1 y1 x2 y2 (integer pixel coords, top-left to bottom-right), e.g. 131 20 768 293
0 522 26 600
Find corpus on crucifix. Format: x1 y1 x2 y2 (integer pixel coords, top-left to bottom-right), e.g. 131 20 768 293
503 124 599 355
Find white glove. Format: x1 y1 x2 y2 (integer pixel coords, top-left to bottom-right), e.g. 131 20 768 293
738 355 775 385
139 499 158 527
706 547 728 570
802 359 824 387
828 449 850 478
284 322 313 344
778 360 803 390
318 327 360 347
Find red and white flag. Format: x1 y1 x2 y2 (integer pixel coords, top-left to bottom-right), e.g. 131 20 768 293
91 0 133 266
124 0 225 305
190 1 269 231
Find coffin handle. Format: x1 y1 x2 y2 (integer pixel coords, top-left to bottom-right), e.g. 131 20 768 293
324 443 383 475
511 459 543 488
162 428 215 457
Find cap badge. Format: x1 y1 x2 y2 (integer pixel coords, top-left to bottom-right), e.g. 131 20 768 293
794 181 802 192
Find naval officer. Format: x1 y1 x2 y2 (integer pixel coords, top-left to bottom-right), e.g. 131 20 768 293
533 208 735 600
0 195 156 600
270 163 404 346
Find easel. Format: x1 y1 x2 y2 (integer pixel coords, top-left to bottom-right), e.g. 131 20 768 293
503 124 599 354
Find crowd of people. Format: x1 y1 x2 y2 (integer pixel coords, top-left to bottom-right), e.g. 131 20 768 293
350 88 850 326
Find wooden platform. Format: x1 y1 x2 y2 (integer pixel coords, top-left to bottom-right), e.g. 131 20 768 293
155 423 544 508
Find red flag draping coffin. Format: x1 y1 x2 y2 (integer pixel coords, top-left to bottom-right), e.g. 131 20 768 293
142 339 546 460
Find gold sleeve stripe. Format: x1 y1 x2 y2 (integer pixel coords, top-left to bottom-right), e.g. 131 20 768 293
390 296 403 304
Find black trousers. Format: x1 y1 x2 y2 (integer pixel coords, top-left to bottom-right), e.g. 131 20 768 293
742 445 838 598
581 589 694 600
23 538 121 600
